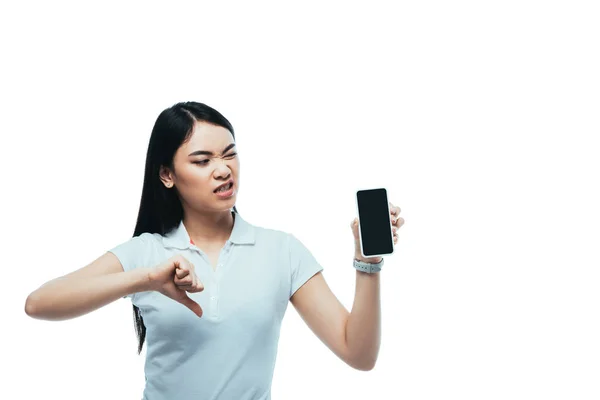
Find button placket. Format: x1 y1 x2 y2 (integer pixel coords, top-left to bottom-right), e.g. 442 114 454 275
209 255 218 317
210 293 218 318
215 243 230 278
210 243 231 319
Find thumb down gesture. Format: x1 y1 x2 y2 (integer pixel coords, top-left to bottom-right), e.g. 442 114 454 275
148 254 204 318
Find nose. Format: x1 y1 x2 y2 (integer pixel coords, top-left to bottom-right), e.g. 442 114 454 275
213 155 235 177
215 164 232 179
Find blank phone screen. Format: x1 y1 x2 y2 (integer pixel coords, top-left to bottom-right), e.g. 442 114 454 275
356 188 394 257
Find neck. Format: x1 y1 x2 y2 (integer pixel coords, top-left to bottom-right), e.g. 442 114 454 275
182 209 235 246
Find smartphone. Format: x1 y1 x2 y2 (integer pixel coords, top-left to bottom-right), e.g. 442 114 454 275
355 187 395 258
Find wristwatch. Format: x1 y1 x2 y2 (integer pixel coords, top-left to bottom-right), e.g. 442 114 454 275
353 257 384 273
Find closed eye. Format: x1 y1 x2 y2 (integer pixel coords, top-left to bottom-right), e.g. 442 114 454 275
193 153 237 165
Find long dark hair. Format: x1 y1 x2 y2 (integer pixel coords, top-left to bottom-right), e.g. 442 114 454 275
130 101 238 354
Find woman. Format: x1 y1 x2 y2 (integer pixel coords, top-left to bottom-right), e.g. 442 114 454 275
24 101 405 399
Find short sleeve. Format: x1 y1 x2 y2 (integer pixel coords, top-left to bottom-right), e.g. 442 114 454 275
108 233 153 300
288 233 324 298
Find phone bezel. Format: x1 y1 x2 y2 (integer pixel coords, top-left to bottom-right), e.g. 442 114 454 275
355 187 395 259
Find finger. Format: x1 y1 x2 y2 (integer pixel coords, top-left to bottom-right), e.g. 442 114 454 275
175 266 189 279
194 277 204 292
392 216 405 227
179 294 203 318
182 273 202 292
176 275 193 287
175 277 193 290
175 270 193 285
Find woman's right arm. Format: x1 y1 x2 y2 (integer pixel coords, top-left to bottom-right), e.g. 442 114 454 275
24 252 152 321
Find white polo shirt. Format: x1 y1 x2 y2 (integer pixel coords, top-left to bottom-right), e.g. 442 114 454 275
108 211 323 400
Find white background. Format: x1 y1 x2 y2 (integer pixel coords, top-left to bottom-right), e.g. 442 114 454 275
3 1 599 399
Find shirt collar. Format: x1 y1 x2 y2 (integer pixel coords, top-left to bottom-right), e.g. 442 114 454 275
162 211 256 250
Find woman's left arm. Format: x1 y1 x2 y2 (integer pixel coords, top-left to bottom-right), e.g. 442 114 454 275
291 202 404 371
344 266 382 370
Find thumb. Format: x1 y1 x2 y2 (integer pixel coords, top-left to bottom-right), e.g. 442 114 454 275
351 218 359 237
177 292 203 318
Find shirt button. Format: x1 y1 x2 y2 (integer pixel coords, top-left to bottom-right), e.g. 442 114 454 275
211 296 216 300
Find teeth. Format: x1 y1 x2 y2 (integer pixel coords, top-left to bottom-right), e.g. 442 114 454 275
217 182 232 192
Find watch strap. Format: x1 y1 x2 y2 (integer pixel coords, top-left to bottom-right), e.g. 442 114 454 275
353 257 384 273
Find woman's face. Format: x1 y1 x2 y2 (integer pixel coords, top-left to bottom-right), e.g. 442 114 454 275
160 120 239 212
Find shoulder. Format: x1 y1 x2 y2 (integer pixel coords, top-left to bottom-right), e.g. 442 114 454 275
258 226 299 249
233 216 303 254
244 226 296 262
132 232 164 247
249 224 290 243
139 231 163 241
109 232 165 257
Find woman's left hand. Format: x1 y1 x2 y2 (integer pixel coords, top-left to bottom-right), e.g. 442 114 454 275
351 201 404 263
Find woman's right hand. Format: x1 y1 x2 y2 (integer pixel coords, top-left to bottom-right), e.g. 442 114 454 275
147 254 204 318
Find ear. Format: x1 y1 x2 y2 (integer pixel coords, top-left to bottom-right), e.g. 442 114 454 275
159 165 174 188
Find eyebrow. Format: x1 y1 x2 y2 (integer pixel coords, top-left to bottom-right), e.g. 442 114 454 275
188 143 236 157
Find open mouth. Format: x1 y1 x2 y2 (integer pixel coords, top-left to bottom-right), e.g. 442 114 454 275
214 181 234 193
